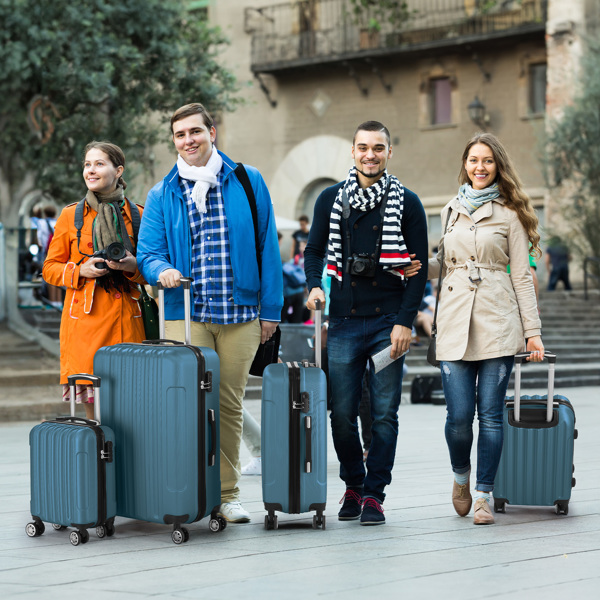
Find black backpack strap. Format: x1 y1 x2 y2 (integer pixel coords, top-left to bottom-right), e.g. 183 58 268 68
127 198 141 247
74 198 86 256
234 163 262 278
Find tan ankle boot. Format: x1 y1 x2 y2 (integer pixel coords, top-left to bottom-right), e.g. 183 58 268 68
452 477 472 517
473 498 495 525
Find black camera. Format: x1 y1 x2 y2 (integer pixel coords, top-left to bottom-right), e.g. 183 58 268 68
345 253 377 278
94 242 126 270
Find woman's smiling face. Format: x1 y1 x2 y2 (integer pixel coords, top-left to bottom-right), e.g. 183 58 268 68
465 143 497 190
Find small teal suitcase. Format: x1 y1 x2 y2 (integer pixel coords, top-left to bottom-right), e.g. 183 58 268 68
262 304 327 529
494 352 577 515
27 374 116 546
94 279 225 543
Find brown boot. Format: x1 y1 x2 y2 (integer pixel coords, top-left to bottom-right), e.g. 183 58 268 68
452 477 472 517
473 498 495 525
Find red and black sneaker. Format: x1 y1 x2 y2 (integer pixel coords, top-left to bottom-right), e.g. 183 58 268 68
360 497 385 526
338 488 363 520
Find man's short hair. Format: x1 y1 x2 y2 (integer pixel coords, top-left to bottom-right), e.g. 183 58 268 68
170 103 214 134
353 121 391 146
299 215 309 223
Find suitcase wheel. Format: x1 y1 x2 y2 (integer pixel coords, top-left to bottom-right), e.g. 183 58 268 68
106 522 116 537
52 523 66 531
209 516 227 533
312 513 326 530
264 514 278 530
96 525 106 539
493 499 506 514
25 521 44 538
554 502 569 516
171 527 189 544
69 529 89 546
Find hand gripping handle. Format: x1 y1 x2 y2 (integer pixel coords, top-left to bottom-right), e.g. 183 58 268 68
513 351 556 423
157 277 193 344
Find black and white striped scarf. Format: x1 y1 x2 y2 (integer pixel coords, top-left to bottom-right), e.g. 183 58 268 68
326 167 411 283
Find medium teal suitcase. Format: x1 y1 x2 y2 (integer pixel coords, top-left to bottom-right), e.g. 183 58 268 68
262 303 327 529
494 352 577 515
27 374 116 546
93 279 225 543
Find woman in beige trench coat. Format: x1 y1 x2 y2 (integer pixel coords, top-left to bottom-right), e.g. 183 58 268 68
421 133 546 525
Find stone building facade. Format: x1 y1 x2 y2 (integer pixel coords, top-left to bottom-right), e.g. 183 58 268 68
148 0 594 260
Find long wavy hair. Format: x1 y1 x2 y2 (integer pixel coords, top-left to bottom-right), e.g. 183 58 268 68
459 133 541 258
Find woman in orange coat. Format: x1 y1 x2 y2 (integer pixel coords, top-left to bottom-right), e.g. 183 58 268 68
43 141 146 419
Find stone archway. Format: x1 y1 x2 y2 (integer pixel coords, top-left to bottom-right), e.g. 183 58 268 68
269 135 352 220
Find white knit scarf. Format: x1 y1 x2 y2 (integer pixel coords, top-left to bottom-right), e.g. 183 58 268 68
176 146 223 213
326 167 411 283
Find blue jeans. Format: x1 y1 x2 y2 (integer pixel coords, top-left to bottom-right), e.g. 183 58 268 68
327 314 405 503
440 356 514 492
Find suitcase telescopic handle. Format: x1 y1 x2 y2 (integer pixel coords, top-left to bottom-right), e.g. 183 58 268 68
157 277 193 345
67 373 101 423
513 351 556 423
314 299 322 369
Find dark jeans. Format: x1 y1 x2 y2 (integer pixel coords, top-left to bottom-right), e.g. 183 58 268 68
548 264 572 291
327 314 405 502
440 356 514 492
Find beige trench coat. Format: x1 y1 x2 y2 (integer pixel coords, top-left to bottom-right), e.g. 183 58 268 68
429 196 541 362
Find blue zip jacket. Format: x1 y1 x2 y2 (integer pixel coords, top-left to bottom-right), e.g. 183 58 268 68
137 150 283 322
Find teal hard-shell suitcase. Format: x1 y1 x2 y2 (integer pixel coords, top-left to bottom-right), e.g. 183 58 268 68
93 279 225 543
262 303 327 529
494 352 577 515
27 374 116 546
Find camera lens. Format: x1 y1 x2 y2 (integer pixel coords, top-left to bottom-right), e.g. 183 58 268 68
353 260 366 273
105 242 126 261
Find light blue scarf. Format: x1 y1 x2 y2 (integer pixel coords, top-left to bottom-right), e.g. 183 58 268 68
458 182 500 214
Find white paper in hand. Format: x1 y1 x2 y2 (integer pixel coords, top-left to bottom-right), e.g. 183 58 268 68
371 345 408 374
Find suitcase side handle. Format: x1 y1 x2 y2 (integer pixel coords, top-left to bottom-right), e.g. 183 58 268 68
513 351 556 423
304 415 312 473
208 409 217 467
67 373 101 423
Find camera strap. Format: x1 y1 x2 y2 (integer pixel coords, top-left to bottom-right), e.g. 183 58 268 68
74 197 140 263
341 179 391 266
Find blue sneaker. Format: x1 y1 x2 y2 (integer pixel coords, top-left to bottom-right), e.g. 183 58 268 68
360 497 385 526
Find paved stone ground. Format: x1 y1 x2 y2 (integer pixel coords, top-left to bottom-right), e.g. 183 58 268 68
1 387 599 600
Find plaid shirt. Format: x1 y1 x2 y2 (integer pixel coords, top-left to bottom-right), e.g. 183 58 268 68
180 172 258 324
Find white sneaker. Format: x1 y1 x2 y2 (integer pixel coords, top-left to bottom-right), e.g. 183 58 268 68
218 501 251 523
241 456 262 476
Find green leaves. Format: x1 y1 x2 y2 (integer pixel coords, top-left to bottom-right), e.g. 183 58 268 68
0 0 238 211
545 39 600 260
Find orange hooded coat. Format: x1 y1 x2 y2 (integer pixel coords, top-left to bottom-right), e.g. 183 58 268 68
43 199 146 384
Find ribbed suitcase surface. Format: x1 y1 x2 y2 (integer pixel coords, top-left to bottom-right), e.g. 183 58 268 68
29 421 116 528
494 395 576 510
262 362 327 525
94 343 221 527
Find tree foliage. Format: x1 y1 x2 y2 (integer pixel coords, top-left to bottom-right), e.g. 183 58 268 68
545 38 600 265
0 0 237 217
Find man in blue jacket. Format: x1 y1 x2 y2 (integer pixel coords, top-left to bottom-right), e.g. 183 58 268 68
304 121 428 525
137 103 283 523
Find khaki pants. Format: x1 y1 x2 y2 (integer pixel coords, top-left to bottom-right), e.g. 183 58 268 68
165 318 261 503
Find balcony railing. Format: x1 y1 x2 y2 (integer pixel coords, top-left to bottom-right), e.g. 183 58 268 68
246 0 547 73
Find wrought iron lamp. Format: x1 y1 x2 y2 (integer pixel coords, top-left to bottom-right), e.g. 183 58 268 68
467 96 487 127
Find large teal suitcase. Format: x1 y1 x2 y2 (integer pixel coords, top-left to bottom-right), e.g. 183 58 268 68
262 303 327 529
27 374 116 546
494 352 577 515
93 279 225 543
